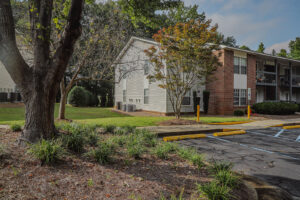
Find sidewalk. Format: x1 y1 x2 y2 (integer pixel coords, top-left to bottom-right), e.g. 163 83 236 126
142 118 300 136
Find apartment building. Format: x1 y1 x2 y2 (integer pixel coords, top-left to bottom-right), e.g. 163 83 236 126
114 37 300 115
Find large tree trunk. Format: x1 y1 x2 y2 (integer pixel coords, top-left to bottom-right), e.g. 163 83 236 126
20 82 59 143
58 92 68 120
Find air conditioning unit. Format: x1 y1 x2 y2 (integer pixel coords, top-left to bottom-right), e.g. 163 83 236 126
127 104 137 112
117 102 122 110
122 104 127 111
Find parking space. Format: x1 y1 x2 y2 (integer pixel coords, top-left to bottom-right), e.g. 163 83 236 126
179 127 300 198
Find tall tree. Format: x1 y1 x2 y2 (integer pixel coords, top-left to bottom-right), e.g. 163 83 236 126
257 42 265 53
289 37 300 60
278 49 287 57
217 34 237 47
272 49 276 56
145 19 221 119
0 0 84 143
240 45 251 50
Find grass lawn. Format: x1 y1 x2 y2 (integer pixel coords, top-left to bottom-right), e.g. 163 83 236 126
0 103 248 126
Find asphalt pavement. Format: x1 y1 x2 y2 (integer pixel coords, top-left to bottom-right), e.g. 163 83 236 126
179 127 300 199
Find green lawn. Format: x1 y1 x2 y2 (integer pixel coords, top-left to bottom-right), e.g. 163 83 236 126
0 104 248 126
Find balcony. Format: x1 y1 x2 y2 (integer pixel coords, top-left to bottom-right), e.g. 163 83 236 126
292 75 300 87
256 71 276 86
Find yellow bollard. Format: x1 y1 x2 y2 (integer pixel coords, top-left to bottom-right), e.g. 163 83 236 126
197 105 200 122
247 105 250 119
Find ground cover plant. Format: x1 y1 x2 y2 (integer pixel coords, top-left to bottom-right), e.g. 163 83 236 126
0 125 247 199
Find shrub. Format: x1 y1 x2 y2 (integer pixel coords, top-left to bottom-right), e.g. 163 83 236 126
68 86 88 107
210 161 233 174
252 102 298 115
134 129 157 147
88 141 115 164
197 181 231 200
103 125 116 134
190 153 205 169
61 131 85 153
28 139 64 164
110 135 128 147
233 110 244 116
0 143 6 158
203 90 210 114
86 132 99 146
121 125 136 134
153 142 178 159
177 146 196 160
126 135 145 159
10 124 22 132
214 170 240 188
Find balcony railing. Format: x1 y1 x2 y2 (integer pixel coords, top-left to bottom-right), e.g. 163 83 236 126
292 75 300 87
256 71 276 86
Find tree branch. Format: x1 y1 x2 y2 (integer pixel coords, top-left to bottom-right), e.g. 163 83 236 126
0 0 31 87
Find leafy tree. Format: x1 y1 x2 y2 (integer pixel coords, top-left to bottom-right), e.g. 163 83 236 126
0 0 85 143
145 19 221 119
240 45 251 50
272 49 276 56
257 42 265 53
278 49 287 57
289 37 300 60
218 34 237 47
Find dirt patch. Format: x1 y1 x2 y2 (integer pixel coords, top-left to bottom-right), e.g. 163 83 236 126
0 103 24 108
158 119 201 126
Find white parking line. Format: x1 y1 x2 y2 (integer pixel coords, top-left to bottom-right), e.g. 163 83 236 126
207 135 300 160
274 129 285 137
247 130 297 142
296 135 300 142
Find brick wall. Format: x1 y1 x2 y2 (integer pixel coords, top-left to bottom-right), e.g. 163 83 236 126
247 54 256 105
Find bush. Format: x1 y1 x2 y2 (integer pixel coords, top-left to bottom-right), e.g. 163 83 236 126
214 170 240 188
28 139 64 164
197 181 231 200
210 161 233 174
153 142 178 159
252 102 298 115
203 90 210 114
190 153 205 169
10 124 22 132
109 135 128 147
233 110 244 116
126 134 145 159
68 86 88 107
134 129 157 147
61 131 85 153
88 141 115 164
86 132 99 146
103 125 116 134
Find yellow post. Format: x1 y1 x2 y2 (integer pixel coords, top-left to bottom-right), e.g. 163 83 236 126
247 105 250 119
197 105 200 122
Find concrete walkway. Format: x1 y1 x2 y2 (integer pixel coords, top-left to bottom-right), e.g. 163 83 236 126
143 118 300 135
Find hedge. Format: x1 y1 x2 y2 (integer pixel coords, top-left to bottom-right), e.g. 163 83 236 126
68 86 98 107
251 102 298 115
203 90 210 114
234 110 244 116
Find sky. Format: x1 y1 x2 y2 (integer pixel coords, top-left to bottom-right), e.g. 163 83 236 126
183 0 300 53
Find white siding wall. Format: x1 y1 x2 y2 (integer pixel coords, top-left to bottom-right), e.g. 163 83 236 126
256 87 264 103
233 51 247 90
0 62 16 92
115 40 167 113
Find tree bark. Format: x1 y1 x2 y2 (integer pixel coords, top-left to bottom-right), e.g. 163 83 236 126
58 80 68 120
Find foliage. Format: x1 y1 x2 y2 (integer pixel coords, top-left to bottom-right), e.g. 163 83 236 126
214 170 240 188
126 135 145 158
153 142 178 159
233 110 244 116
28 139 64 164
252 102 298 115
10 124 22 132
239 45 251 51
86 131 99 146
289 37 300 60
88 140 115 164
61 131 85 153
177 146 205 169
145 18 221 119
134 129 157 147
103 125 117 134
278 49 287 57
197 181 232 200
0 143 5 158
203 90 210 114
68 86 89 107
190 153 205 169
209 161 233 174
218 33 237 47
257 42 265 53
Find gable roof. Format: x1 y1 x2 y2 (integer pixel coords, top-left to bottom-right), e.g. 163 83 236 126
114 36 300 65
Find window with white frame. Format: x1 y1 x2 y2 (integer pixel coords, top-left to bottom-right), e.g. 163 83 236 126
234 89 247 106
234 57 247 75
144 60 150 75
144 89 149 104
182 90 191 105
123 90 126 102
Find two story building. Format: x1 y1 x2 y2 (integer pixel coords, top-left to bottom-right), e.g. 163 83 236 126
114 37 300 115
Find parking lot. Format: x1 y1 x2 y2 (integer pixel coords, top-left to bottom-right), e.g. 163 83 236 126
179 127 300 198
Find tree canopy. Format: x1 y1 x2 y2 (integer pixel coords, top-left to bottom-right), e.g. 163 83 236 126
289 37 300 60
257 42 265 53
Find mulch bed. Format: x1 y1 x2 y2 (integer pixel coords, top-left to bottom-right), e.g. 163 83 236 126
158 119 202 126
0 128 254 200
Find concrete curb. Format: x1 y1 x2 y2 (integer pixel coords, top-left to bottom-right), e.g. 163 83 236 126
213 130 246 137
283 125 300 129
163 134 206 142
207 121 253 125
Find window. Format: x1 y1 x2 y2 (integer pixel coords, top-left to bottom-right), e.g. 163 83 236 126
234 57 247 74
234 89 247 106
144 89 149 104
182 90 191 105
144 60 149 75
123 90 126 102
